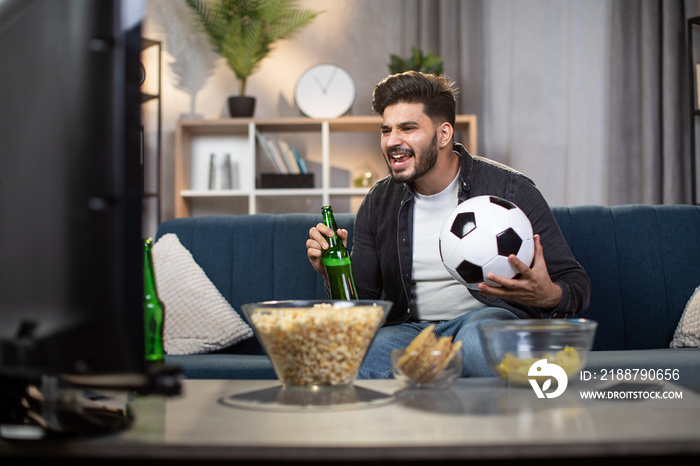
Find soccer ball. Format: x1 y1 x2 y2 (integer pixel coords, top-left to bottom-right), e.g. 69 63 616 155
439 195 534 290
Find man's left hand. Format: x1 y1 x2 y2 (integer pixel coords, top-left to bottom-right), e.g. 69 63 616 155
477 234 562 310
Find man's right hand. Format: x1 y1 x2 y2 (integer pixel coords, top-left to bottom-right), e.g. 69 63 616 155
306 223 349 275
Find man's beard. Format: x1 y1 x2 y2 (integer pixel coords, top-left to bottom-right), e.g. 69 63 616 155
387 133 439 185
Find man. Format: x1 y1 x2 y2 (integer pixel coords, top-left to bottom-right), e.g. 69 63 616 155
307 71 590 378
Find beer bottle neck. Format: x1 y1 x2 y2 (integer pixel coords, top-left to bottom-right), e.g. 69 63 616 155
321 208 342 250
143 241 158 299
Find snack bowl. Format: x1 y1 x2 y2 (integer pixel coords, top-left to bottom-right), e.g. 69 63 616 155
391 347 462 389
241 300 391 388
478 319 597 386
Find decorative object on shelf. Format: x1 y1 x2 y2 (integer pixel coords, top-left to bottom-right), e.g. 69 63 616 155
259 173 314 189
388 46 444 75
151 1 217 119
208 153 236 190
185 0 322 118
295 64 356 119
139 61 146 85
353 159 378 187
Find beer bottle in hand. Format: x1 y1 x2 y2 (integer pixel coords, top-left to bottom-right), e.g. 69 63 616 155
143 238 165 363
321 205 358 300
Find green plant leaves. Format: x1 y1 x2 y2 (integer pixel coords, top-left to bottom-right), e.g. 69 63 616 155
186 0 322 95
388 46 444 76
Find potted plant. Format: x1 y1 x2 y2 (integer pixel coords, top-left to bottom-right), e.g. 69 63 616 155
186 0 322 117
388 46 444 76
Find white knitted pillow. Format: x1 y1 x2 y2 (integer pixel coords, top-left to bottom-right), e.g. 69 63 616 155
670 286 700 348
152 233 253 355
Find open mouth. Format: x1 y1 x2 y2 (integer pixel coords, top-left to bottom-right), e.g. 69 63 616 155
388 148 414 169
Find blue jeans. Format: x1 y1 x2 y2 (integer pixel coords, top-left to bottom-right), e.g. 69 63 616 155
358 307 518 379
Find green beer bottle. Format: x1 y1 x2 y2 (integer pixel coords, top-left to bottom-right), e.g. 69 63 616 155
143 238 165 363
321 205 358 300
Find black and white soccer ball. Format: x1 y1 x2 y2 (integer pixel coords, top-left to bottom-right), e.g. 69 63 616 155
439 195 535 290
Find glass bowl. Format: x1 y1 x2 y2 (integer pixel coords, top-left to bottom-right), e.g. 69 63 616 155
391 347 462 389
241 300 392 388
478 319 597 386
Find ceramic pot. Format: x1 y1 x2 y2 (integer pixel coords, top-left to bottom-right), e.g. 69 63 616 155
228 96 255 117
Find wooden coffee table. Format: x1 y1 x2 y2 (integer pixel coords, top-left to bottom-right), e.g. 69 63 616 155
1 378 699 464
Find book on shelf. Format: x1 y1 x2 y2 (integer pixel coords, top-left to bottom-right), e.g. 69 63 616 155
255 130 286 173
292 148 308 174
255 131 308 175
277 139 302 174
266 139 290 173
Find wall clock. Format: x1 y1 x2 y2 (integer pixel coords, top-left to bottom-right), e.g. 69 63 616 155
294 64 355 119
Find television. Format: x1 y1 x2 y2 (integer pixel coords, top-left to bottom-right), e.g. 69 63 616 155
0 0 177 437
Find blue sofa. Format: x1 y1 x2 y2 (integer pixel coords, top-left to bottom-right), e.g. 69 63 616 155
157 205 700 388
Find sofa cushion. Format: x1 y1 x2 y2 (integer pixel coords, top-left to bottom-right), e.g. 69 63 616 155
165 354 275 380
552 205 700 351
152 234 254 355
671 286 700 348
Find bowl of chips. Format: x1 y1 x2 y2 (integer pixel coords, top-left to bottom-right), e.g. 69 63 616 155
391 325 463 389
241 300 391 388
478 319 597 386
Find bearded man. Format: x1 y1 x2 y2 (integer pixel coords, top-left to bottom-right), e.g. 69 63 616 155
306 71 590 378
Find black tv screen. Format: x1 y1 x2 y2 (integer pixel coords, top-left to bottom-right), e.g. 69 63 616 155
0 0 145 381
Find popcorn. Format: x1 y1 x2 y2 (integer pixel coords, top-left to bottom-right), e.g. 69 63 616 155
250 304 384 386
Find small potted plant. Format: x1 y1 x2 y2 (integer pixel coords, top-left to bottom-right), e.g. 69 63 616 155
388 46 444 75
186 0 322 117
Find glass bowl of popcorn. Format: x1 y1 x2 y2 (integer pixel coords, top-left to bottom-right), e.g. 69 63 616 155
241 300 392 388
478 319 598 386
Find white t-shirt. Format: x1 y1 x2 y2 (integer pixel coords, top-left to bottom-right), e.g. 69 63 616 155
412 171 482 321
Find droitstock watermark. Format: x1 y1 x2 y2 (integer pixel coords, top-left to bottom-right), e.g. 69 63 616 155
506 354 700 409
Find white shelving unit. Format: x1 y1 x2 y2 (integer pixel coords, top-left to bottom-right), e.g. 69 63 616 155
174 115 477 217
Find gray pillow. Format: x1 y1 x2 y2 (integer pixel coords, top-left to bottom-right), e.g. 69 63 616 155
152 233 253 355
670 286 700 348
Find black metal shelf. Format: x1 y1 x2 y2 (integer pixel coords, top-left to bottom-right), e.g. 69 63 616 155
141 38 162 231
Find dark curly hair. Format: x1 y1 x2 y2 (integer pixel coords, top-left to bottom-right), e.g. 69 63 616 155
371 71 458 127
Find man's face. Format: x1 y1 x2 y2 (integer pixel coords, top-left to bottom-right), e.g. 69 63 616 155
380 102 439 184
